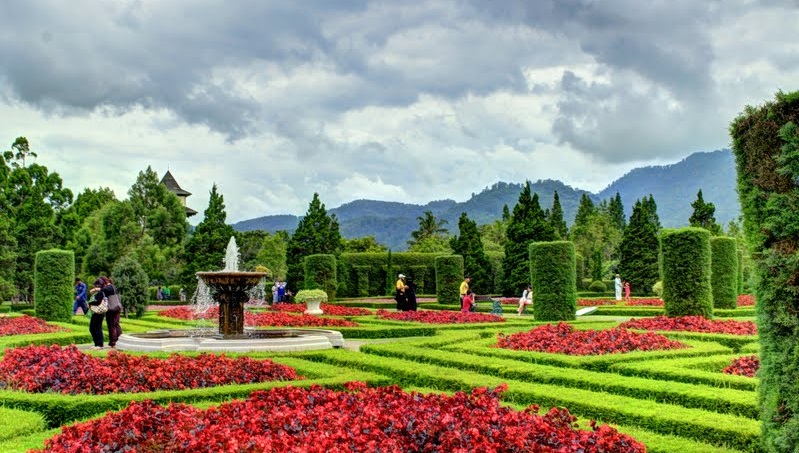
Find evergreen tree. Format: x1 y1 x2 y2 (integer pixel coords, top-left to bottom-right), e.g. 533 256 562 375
128 166 187 248
255 230 289 279
608 192 626 232
450 212 492 294
180 184 236 285
573 193 595 228
501 182 556 296
286 193 341 292
549 191 568 239
618 196 661 296
502 204 511 222
689 189 721 235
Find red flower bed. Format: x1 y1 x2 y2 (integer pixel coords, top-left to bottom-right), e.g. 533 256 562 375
0 315 65 336
159 306 219 320
576 299 618 307
737 294 756 307
626 298 664 306
498 297 520 305
268 303 371 316
376 309 504 324
36 383 645 453
619 316 757 336
246 312 357 328
0 345 300 395
496 323 686 355
723 355 760 377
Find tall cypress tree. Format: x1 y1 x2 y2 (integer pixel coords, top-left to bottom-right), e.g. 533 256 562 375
550 191 568 239
618 196 661 295
501 182 556 296
573 193 595 229
450 212 492 294
181 184 235 285
689 189 721 235
286 193 341 292
608 192 626 232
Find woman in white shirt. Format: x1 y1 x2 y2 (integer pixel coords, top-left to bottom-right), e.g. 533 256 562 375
517 285 533 315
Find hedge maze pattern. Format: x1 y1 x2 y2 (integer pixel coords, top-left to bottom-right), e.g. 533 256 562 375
0 306 762 452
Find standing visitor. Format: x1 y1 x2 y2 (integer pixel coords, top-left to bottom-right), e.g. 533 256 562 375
179 287 186 302
92 276 123 349
271 281 279 304
517 285 533 316
624 281 631 302
156 286 163 301
277 282 286 303
88 279 106 349
459 276 471 306
163 286 171 300
404 277 417 311
395 274 408 311
73 277 88 315
614 274 622 301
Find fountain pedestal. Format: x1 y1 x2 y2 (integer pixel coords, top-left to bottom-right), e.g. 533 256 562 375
195 271 266 338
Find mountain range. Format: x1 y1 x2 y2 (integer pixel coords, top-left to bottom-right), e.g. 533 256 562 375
232 149 740 250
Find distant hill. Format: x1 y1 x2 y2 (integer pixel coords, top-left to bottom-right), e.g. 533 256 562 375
233 149 739 250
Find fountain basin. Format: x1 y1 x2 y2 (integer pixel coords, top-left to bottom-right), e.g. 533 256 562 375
115 328 344 353
195 271 268 337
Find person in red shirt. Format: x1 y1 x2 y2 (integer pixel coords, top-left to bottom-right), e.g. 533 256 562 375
623 281 631 302
461 290 474 312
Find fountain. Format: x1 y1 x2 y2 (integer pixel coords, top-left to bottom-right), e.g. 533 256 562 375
115 237 344 352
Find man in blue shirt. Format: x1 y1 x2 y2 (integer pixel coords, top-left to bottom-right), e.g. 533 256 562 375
73 277 88 315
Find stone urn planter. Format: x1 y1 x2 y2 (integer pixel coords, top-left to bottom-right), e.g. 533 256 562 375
295 289 328 316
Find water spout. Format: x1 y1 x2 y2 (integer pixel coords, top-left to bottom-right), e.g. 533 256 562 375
223 236 240 272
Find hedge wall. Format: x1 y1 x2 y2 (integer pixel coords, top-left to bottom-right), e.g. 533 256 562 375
660 228 713 318
435 255 463 305
33 249 74 322
485 251 504 294
710 237 738 310
736 249 744 295
304 254 337 301
338 252 444 297
530 241 576 321
731 89 799 451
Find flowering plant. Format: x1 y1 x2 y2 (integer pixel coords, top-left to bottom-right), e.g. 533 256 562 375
246 312 357 327
159 306 219 320
723 355 759 377
496 323 686 355
0 315 66 336
576 299 618 307
737 294 755 307
376 309 504 324
619 316 757 335
626 298 665 306
269 303 371 316
0 344 300 395
35 383 645 452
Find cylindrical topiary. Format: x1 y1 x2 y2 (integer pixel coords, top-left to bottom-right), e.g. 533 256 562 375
574 252 585 290
304 254 337 301
731 90 799 450
710 237 738 309
34 249 74 322
736 249 744 295
588 280 606 293
435 255 463 305
530 241 576 321
112 254 150 318
660 228 713 318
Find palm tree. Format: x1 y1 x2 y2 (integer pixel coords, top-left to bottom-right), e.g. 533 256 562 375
409 211 448 244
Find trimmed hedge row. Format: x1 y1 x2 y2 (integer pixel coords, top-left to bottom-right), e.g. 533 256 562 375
530 241 576 321
337 252 443 297
33 249 75 322
661 228 713 318
710 237 738 310
435 255 463 305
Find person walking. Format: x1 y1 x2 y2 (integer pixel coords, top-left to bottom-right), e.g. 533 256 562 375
624 281 631 302
73 277 89 315
614 274 622 301
459 276 471 306
395 274 408 311
89 276 123 349
517 285 533 315
87 279 107 349
404 277 417 311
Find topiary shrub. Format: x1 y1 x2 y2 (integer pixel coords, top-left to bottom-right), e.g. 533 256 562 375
435 255 463 305
303 254 337 302
112 254 150 318
736 249 744 295
731 90 799 450
33 249 74 322
530 241 576 321
660 228 713 318
710 237 738 310
588 280 606 293
652 281 663 297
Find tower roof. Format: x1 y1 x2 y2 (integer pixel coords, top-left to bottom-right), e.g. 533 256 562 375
160 170 192 196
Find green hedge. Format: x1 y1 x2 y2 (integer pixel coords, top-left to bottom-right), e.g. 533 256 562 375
0 406 45 442
660 228 713 318
337 252 444 297
33 249 75 322
736 249 744 295
113 255 150 318
530 241 576 321
731 89 799 451
435 255 463 305
710 237 738 310
304 254 337 301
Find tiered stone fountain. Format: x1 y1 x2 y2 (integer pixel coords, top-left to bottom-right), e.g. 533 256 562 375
115 237 343 352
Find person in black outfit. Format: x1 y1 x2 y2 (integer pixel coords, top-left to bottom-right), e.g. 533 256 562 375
88 276 123 349
404 277 418 311
87 279 106 349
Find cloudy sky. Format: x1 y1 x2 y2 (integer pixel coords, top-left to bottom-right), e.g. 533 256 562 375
1 0 797 224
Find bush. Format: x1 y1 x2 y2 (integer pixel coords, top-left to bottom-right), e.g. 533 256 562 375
710 237 738 310
112 255 150 318
435 255 463 305
530 241 576 321
588 280 607 293
652 281 663 297
660 228 713 318
304 254 337 301
294 289 328 304
33 250 74 322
